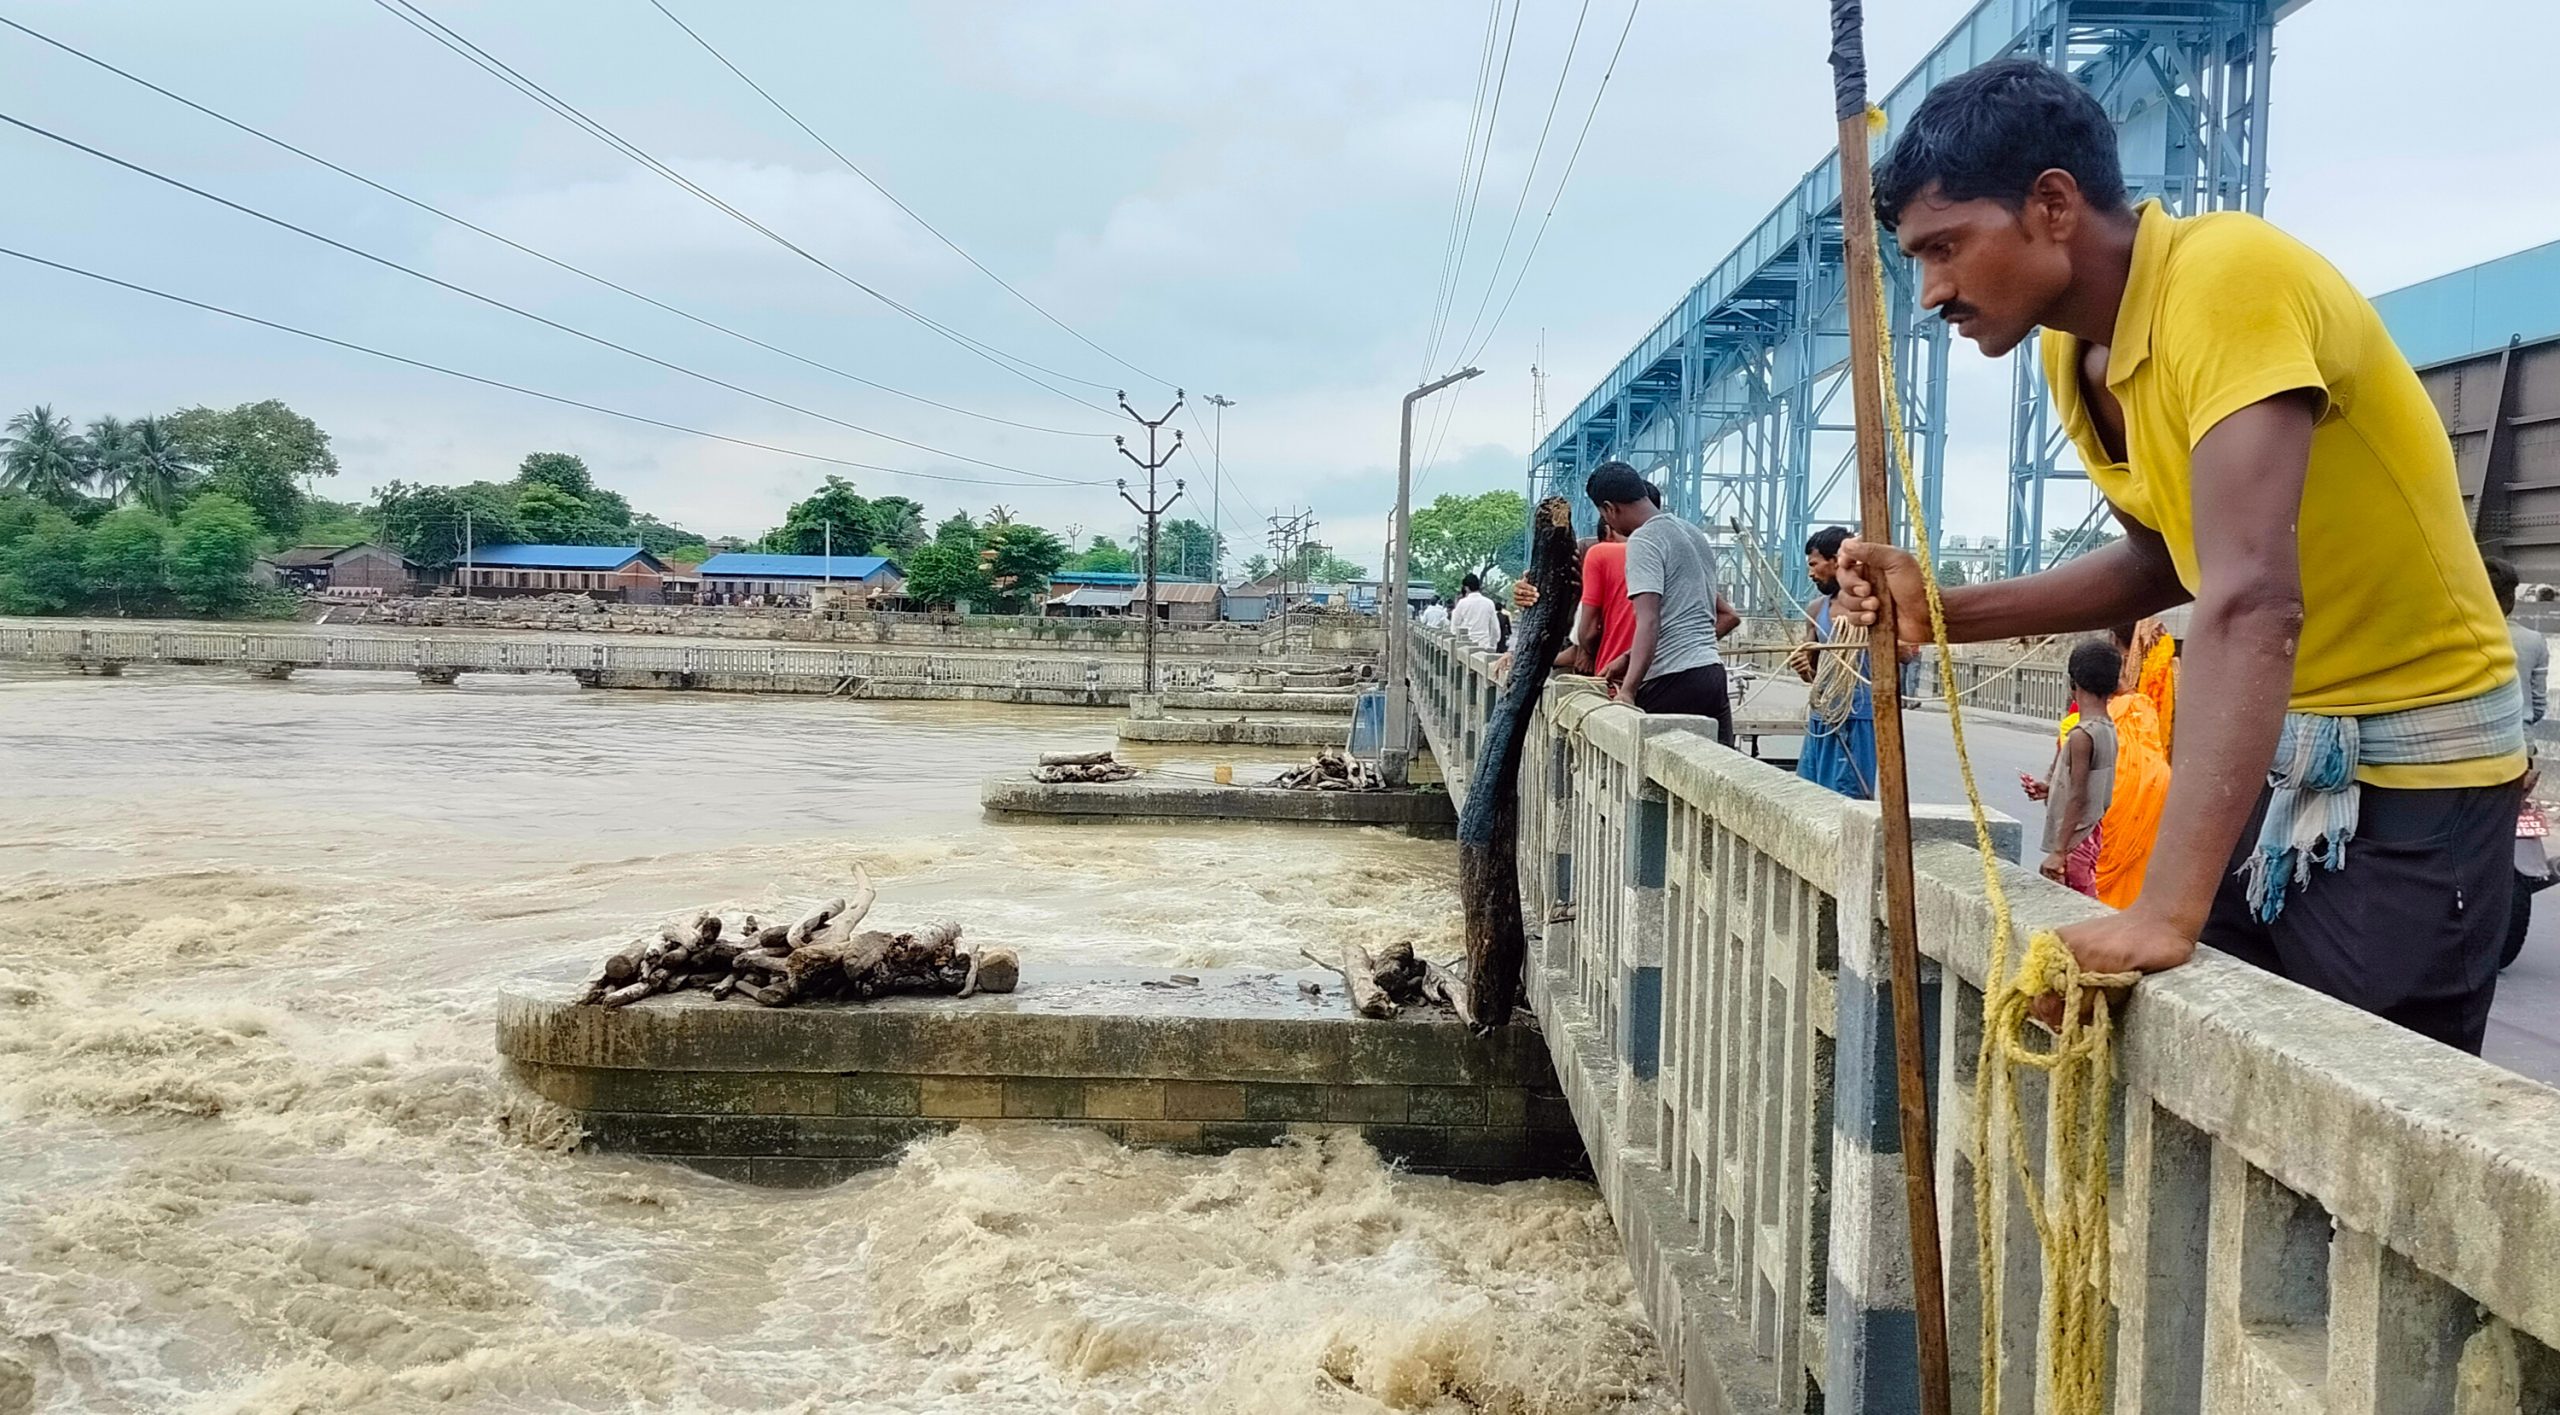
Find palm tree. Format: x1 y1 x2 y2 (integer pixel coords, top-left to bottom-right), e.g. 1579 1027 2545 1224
123 416 196 516
1 405 89 505
83 414 137 501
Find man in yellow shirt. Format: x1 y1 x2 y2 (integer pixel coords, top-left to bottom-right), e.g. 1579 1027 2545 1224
1842 58 2524 1052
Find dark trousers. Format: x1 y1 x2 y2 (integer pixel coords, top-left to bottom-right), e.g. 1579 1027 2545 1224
1634 663 1735 747
2203 780 2522 1054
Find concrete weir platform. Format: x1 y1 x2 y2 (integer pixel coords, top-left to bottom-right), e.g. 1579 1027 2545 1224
981 777 1457 834
1116 716 1349 748
498 964 1582 1186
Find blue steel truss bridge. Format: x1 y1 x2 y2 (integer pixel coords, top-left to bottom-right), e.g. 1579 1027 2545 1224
1527 0 2311 605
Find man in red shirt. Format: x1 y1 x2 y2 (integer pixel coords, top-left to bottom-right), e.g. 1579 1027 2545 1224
1536 478 1737 680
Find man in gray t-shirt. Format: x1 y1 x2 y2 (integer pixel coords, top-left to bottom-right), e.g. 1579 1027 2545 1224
1587 460 1736 745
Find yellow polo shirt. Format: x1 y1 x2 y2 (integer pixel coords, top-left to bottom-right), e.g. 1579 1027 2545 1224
2044 201 2520 788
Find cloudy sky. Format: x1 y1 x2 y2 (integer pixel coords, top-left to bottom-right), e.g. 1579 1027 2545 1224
7 0 2557 564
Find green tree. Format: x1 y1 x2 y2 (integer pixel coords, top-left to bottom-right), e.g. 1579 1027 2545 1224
1152 518 1222 579
514 482 595 544
764 477 926 556
931 512 979 547
84 506 171 609
1282 544 1367 583
631 514 707 558
167 491 265 616
374 481 521 568
1239 552 1273 582
513 451 594 500
82 415 138 500
981 522 1067 611
1065 535 1136 574
166 400 339 539
1407 489 1529 599
898 538 991 609
0 508 91 613
2 405 91 506
123 416 196 516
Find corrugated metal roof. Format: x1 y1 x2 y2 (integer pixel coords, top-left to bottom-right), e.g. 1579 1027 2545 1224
696 553 902 579
270 544 356 568
1150 582 1222 604
1051 570 1214 587
1054 585 1134 609
467 544 660 571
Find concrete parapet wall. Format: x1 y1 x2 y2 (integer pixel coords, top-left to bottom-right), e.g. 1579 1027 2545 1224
1408 626 2560 1413
980 777 1456 834
497 965 1581 1185
1159 689 1358 714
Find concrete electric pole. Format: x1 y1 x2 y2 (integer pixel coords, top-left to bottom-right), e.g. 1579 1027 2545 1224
1205 393 1235 582
1381 366 1481 786
1116 390 1186 695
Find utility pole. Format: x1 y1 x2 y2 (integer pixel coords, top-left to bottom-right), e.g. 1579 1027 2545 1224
1264 508 1315 656
1382 366 1482 787
1116 389 1186 695
462 507 474 599
1206 393 1235 582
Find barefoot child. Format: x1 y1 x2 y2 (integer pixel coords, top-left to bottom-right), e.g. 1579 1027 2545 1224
2027 640 2125 897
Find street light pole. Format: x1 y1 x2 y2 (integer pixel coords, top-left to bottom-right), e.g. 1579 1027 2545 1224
1381 365 1482 787
1206 393 1235 581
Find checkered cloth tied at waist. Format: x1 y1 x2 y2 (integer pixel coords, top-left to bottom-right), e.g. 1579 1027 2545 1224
2240 677 2525 922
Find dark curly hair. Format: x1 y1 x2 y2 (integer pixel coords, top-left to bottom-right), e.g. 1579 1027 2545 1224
1872 57 2128 229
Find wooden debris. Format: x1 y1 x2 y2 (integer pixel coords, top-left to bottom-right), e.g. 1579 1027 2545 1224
573 867 1018 1010
1033 750 1138 783
1297 942 1460 1020
1268 747 1386 792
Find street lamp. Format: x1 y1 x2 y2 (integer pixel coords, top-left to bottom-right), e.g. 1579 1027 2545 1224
1381 366 1482 787
1206 393 1235 581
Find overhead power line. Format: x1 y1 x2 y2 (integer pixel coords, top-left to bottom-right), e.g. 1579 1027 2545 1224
1460 0 1644 369
0 111 1097 486
368 0 1118 410
645 0 1177 394
0 246 1107 488
1420 0 1524 381
1445 0 1596 366
0 13 1112 442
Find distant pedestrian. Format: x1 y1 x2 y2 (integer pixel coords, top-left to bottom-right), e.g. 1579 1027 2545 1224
2487 555 2553 969
1449 574 1501 650
1793 527 1877 798
1586 461 1734 746
2028 640 2125 898
1418 596 1450 631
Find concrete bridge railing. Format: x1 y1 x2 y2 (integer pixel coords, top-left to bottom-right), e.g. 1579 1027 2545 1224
0 623 1225 696
1409 629 2560 1414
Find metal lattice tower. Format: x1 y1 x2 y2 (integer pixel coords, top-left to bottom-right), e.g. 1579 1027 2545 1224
1529 0 2297 606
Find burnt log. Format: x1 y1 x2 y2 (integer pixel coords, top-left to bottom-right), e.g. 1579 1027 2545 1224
1458 495 1579 1027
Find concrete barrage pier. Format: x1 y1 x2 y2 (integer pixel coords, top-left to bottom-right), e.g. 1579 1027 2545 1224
981 777 1456 835
499 964 1583 1186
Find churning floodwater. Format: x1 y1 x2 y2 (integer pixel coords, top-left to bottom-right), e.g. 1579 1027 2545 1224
0 666 1671 1414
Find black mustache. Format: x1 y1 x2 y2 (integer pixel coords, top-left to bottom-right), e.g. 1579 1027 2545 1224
1939 305 1980 325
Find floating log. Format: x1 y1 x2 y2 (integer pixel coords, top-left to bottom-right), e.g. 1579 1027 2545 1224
575 872 1006 1010
1269 748 1385 792
1459 496 1579 1028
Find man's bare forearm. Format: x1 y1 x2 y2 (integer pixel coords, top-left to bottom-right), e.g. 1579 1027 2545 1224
1936 532 2188 642
2128 590 2297 937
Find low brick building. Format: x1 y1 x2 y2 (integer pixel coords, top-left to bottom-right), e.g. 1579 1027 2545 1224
696 552 902 606
459 545 670 599
265 543 418 595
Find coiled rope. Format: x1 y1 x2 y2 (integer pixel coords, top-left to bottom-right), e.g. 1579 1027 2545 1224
1859 105 2135 1415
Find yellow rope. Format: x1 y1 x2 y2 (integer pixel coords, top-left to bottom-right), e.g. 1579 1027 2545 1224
1861 105 2134 1415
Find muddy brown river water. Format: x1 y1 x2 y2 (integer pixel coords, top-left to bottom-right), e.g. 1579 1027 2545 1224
0 666 1669 1413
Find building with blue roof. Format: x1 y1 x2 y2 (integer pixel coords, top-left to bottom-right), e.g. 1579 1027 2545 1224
458 545 669 598
696 552 903 605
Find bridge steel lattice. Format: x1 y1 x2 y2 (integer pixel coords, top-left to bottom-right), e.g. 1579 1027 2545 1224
1530 0 2300 604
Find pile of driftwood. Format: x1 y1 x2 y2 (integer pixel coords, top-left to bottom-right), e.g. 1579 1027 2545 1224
1300 940 1474 1025
575 867 1018 1009
1034 750 1138 784
1268 748 1386 792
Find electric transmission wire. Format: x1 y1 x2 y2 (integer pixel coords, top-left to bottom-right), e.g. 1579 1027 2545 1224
0 13 1113 442
368 0 1119 410
1415 0 1504 386
0 111 1098 486
1459 0 1644 369
1444 0 1595 366
1419 0 1524 382
0 246 1107 488
645 0 1177 394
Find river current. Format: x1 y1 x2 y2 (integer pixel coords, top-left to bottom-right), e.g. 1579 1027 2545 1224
0 667 1671 1413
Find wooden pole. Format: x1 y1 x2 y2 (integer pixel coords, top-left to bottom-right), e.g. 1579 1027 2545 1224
1829 5 1954 1412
